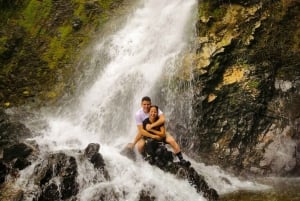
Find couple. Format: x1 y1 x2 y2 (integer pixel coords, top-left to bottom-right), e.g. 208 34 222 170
128 96 189 164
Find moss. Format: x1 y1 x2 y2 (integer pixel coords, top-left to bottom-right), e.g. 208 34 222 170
199 1 226 20
0 36 8 55
198 1 210 18
59 25 73 39
212 6 226 21
73 1 87 21
0 0 132 107
43 37 66 69
209 62 220 75
21 0 52 34
246 80 260 89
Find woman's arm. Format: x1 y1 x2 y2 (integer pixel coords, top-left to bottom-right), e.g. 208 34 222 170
148 125 165 138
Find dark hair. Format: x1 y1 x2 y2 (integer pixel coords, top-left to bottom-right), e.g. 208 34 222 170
141 96 151 102
150 105 158 112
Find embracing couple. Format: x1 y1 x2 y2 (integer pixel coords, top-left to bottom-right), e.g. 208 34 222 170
128 96 189 165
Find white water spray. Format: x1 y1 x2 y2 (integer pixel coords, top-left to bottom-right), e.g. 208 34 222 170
18 0 269 200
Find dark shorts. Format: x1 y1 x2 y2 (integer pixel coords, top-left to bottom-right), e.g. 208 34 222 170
143 136 166 144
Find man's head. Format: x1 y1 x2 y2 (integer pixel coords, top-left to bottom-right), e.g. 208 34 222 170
141 96 151 113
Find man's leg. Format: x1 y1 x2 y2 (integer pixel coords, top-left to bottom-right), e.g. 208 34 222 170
165 132 190 166
136 138 145 153
165 132 180 154
128 131 143 149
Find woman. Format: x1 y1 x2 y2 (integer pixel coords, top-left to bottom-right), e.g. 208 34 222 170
141 105 166 141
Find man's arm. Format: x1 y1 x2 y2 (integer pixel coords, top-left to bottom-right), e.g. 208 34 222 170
127 124 143 149
129 125 143 147
148 126 165 138
140 126 161 140
146 113 165 130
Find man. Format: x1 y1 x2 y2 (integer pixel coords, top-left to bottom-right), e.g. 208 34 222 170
128 96 188 164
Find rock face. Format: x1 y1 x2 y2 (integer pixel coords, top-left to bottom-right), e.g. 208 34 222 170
1 139 218 201
121 140 219 201
0 109 32 154
0 0 127 107
165 0 300 176
0 0 299 183
0 142 109 201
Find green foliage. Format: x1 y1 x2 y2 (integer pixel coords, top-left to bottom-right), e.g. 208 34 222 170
0 0 132 106
21 0 52 34
198 2 210 18
198 1 226 20
0 36 8 55
212 6 226 21
43 37 65 69
247 80 260 89
59 25 73 39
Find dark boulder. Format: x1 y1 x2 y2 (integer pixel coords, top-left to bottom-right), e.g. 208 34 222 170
0 160 8 184
122 139 219 201
35 152 79 201
0 109 32 152
3 142 34 162
84 143 110 180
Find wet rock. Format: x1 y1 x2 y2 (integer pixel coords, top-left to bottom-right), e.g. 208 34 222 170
0 110 35 184
0 160 8 184
3 142 34 162
39 183 60 201
0 109 32 151
0 143 111 200
165 0 300 177
139 190 156 201
84 143 110 180
35 152 79 201
84 143 105 169
72 17 83 31
13 157 31 170
141 139 219 201
0 182 23 201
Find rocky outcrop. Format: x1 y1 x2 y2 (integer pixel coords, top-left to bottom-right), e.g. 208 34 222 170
0 109 32 154
0 110 214 201
0 0 128 107
167 0 300 176
121 140 219 201
1 139 218 201
0 142 109 201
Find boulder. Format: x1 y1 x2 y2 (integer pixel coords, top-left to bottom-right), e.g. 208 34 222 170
121 139 219 201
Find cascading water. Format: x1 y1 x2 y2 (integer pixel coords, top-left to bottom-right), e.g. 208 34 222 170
15 0 270 200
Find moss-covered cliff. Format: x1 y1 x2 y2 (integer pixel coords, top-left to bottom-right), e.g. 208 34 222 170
0 0 128 107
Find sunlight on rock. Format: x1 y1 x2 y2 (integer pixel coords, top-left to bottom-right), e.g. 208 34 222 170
223 65 245 85
208 93 217 103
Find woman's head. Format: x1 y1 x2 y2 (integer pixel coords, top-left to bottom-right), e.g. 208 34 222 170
149 105 159 121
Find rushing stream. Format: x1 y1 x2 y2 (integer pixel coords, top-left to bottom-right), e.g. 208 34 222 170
13 0 299 200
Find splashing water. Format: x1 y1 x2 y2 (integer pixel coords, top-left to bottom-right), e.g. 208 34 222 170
18 0 270 200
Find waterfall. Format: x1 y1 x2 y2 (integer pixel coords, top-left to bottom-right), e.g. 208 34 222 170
17 0 269 200
34 0 198 150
